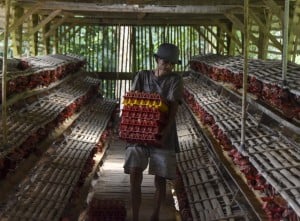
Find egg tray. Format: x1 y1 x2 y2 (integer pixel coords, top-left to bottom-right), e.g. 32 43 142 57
119 91 169 146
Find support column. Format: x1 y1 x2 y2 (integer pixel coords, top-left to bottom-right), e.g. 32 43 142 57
241 0 249 152
11 6 23 57
2 0 11 145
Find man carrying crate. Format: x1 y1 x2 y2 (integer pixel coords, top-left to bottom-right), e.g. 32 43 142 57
123 43 183 221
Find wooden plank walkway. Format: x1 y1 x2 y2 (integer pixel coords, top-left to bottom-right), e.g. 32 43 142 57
90 134 178 221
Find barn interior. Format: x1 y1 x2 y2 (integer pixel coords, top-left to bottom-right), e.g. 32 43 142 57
0 0 300 221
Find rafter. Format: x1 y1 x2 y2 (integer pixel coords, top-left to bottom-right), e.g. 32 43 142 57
16 2 241 14
9 2 41 32
205 25 227 52
194 26 217 51
225 12 259 46
44 16 69 38
289 0 300 61
217 22 242 48
262 0 284 22
0 2 40 40
249 9 282 51
57 17 222 26
26 9 62 36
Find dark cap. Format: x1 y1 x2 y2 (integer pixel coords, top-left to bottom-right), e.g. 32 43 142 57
154 43 181 65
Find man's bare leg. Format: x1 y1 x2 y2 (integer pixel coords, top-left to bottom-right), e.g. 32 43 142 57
151 175 166 221
130 170 143 221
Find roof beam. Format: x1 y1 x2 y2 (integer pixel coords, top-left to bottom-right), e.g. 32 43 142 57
27 9 62 36
225 12 259 46
217 22 242 47
194 26 218 51
8 3 40 32
262 0 284 22
44 16 68 38
17 1 241 14
58 17 224 26
205 25 227 50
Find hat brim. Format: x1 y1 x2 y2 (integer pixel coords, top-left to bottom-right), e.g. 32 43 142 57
154 54 182 65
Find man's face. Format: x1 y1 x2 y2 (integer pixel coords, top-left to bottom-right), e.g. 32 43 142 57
157 58 175 74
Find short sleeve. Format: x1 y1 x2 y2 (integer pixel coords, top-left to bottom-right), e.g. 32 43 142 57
131 71 141 91
168 75 183 105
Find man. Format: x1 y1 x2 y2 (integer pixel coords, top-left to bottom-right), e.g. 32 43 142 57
123 43 183 221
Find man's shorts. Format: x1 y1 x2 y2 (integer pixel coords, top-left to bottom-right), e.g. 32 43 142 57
123 145 177 180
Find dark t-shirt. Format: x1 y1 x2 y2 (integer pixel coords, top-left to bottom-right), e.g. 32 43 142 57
131 70 183 152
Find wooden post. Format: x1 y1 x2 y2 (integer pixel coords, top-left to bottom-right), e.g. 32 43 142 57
53 28 58 54
282 0 289 85
2 0 11 145
131 26 136 73
257 13 271 60
43 21 51 54
228 25 238 55
30 14 39 56
12 6 23 57
241 0 249 152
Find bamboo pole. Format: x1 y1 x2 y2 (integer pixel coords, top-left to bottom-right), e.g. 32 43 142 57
282 0 289 86
2 0 11 145
149 26 153 70
132 26 136 74
240 0 249 152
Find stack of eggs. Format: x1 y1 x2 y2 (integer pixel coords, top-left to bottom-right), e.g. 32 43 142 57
119 91 168 147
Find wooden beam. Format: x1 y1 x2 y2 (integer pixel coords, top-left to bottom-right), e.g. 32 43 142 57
0 7 5 31
2 0 11 144
262 0 284 22
87 71 184 80
11 6 24 57
42 22 50 54
229 26 242 55
217 22 242 47
57 17 224 26
257 12 272 59
17 2 241 14
30 13 38 56
44 16 68 38
54 27 58 53
0 3 40 40
36 9 227 19
225 12 259 46
289 0 300 61
194 26 217 51
249 9 282 51
205 25 227 52
8 3 40 32
88 71 134 80
27 9 61 36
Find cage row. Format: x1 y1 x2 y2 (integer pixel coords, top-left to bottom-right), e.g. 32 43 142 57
183 74 300 220
0 98 116 221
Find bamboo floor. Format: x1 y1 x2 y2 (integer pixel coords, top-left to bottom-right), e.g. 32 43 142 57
89 133 178 221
